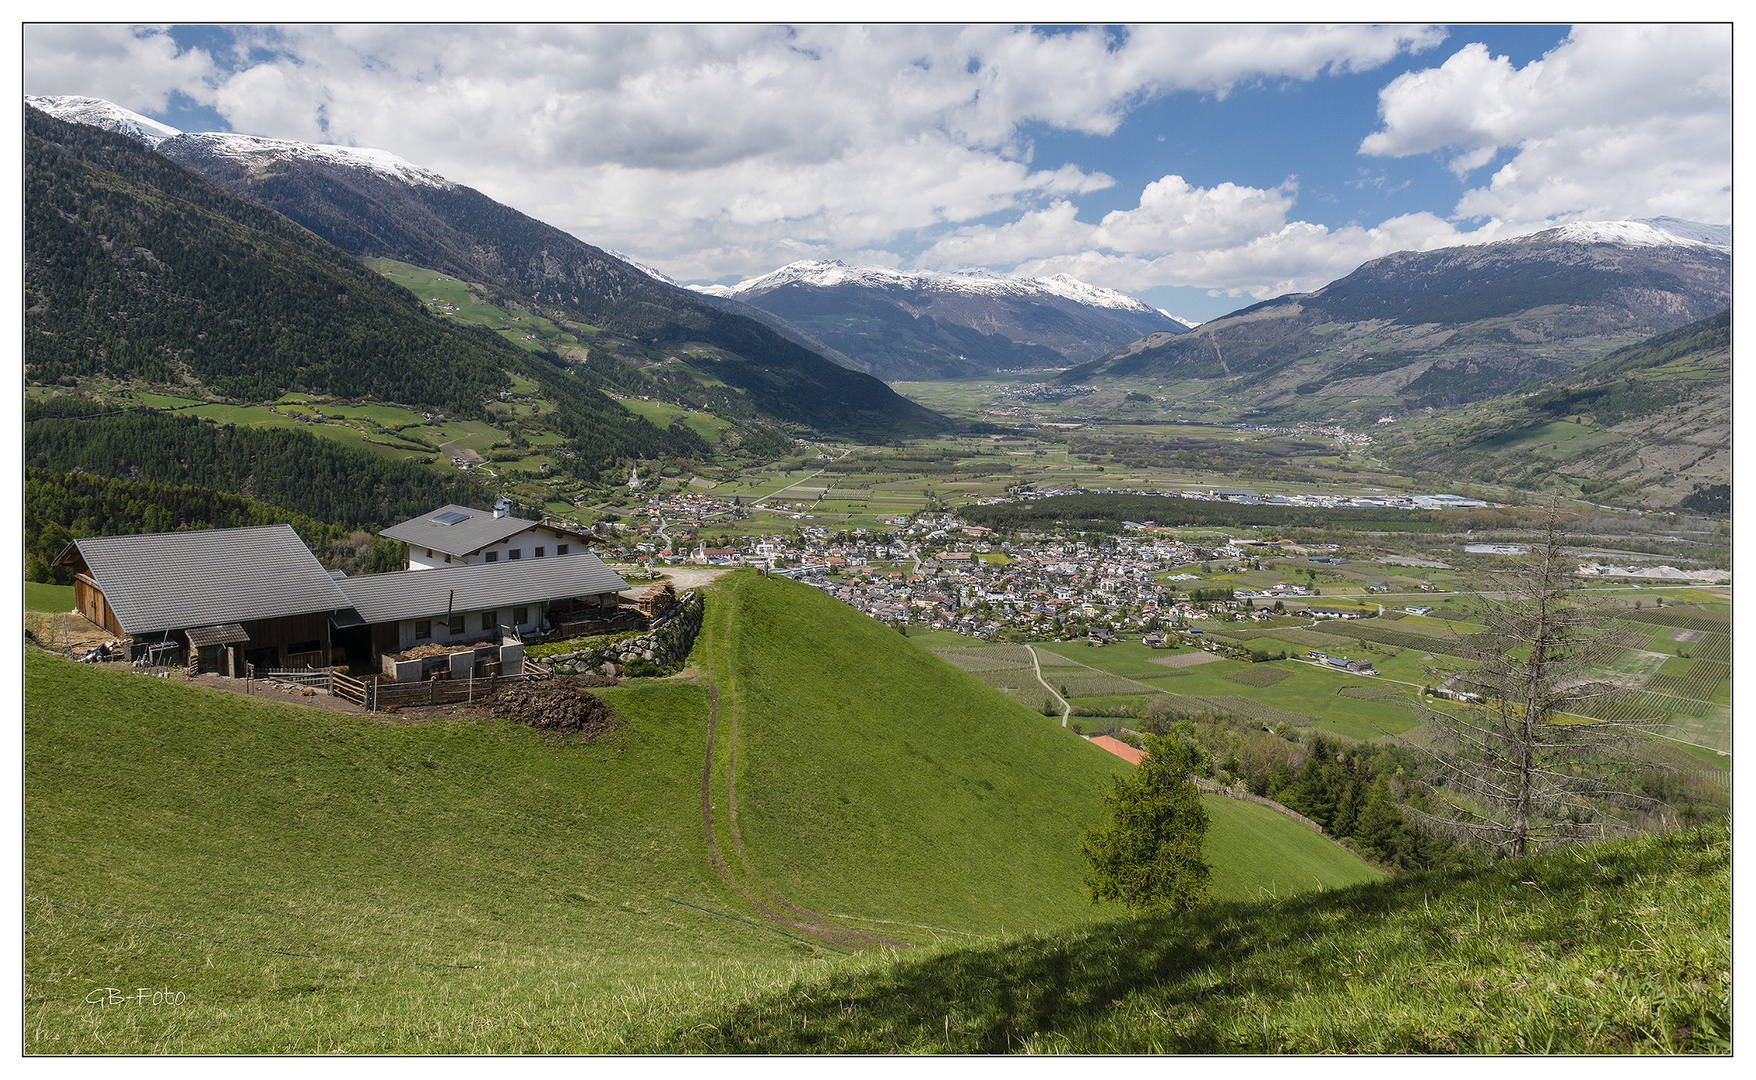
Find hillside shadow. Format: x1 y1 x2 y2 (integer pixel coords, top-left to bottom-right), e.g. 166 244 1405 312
660 826 1727 1053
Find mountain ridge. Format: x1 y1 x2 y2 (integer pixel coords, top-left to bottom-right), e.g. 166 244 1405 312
692 258 1185 380
27 93 950 440
1063 220 1730 419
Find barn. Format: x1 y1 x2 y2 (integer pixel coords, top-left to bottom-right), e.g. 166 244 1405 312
55 525 354 674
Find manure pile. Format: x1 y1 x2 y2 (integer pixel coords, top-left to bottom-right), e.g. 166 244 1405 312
487 674 621 740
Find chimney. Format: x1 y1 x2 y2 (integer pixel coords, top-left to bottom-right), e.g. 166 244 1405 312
493 496 511 519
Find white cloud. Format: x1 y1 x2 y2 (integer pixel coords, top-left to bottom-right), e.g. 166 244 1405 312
1361 25 1730 225
1011 209 1484 300
22 25 214 112
22 23 1444 284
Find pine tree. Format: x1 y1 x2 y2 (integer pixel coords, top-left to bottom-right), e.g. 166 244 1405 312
1081 736 1211 912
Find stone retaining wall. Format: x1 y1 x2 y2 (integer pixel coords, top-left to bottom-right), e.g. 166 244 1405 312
536 590 704 677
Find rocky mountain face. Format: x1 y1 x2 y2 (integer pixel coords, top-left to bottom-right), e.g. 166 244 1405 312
1064 221 1729 418
699 261 1186 381
27 95 949 440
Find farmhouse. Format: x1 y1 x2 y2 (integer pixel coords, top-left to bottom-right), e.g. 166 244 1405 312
56 523 629 676
333 555 628 669
380 499 596 571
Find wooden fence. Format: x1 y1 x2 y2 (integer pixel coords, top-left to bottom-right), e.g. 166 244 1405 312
330 668 546 711
247 665 335 688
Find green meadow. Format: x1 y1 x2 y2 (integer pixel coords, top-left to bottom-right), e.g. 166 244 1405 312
25 571 1384 1052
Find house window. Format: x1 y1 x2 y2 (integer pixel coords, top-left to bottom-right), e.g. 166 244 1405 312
415 620 431 640
513 606 528 626
535 547 545 558
556 544 569 555
509 549 521 560
444 554 451 563
426 548 433 559
486 551 498 562
448 615 464 635
482 610 497 631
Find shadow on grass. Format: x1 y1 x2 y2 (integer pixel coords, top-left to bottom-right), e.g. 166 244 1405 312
660 825 1728 1054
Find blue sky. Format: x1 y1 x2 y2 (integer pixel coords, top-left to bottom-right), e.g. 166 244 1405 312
23 23 1732 322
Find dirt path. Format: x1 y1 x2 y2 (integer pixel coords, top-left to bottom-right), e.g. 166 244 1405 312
1025 644 1070 728
657 566 738 590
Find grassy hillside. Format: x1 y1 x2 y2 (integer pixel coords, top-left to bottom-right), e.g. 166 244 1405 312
699 572 1381 940
24 571 1383 1051
664 822 1730 1053
24 647 828 1052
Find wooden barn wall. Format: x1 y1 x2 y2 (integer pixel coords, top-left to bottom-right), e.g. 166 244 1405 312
71 576 123 637
233 612 335 667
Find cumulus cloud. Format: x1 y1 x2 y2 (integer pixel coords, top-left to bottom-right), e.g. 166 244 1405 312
22 23 1445 282
1008 206 1484 299
1361 25 1730 225
22 24 215 112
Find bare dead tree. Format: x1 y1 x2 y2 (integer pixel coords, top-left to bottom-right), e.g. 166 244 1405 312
1405 501 1664 857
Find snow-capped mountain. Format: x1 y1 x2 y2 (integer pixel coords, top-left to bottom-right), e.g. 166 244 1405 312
25 94 182 147
161 132 456 190
27 93 455 189
692 259 1185 380
1544 219 1728 249
700 260 1164 315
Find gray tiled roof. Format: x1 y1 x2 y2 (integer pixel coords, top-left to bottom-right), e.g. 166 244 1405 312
61 525 352 636
336 552 628 625
378 504 590 557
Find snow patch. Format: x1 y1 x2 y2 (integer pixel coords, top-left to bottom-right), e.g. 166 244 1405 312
27 94 183 147
1633 217 1731 248
169 132 456 189
606 250 683 286
1542 220 1721 249
695 259 1162 314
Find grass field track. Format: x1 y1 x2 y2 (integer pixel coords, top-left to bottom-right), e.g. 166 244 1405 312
699 588 900 953
1151 650 1227 668
931 645 1037 672
1223 665 1293 687
1336 684 1403 701
1307 621 1481 657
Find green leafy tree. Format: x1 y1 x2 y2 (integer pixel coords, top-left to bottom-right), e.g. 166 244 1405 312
1081 736 1211 912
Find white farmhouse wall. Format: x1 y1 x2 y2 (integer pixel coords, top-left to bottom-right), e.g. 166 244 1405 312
406 525 588 570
